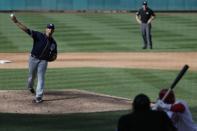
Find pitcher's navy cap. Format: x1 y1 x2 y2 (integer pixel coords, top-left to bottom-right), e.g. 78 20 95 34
47 24 55 29
143 1 147 5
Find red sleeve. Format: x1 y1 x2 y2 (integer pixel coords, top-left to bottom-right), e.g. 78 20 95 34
170 103 185 113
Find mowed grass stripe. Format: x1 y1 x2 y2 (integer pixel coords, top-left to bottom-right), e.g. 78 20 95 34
45 68 143 92
0 32 19 52
74 13 141 49
46 68 138 89
76 13 139 33
158 13 197 27
79 14 140 37
153 13 197 49
74 13 141 45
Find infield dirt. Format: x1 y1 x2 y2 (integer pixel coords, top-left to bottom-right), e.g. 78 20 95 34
0 52 197 70
0 89 131 114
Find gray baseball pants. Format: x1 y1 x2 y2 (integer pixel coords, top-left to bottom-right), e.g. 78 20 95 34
27 55 48 98
141 23 152 48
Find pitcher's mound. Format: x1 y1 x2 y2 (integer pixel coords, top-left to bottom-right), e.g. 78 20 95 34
0 89 131 114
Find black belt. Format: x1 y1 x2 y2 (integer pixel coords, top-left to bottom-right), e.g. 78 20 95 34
31 54 39 59
31 54 47 61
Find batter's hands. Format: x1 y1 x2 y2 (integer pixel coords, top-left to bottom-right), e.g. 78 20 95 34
157 100 172 110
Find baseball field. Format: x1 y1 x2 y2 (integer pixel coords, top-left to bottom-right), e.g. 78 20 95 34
0 12 197 131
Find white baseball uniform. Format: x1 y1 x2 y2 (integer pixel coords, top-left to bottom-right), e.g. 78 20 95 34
167 100 197 131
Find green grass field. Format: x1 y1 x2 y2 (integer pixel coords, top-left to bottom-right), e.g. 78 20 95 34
1 12 197 52
0 12 197 131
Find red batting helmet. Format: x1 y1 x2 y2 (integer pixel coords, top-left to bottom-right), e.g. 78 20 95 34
159 89 175 104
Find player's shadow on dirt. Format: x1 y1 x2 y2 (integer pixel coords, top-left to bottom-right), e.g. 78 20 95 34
43 91 80 102
44 96 79 102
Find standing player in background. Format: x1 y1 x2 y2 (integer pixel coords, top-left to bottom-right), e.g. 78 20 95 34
155 88 197 131
136 1 155 49
10 14 57 103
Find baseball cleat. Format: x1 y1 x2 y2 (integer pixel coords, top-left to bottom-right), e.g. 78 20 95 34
28 88 35 94
32 97 43 103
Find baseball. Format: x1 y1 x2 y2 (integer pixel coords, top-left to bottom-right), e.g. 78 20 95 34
10 13 14 18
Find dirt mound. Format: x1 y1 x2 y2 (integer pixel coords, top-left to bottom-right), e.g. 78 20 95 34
0 89 131 114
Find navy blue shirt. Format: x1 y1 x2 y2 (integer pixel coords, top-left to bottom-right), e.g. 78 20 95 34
27 29 57 60
136 7 155 23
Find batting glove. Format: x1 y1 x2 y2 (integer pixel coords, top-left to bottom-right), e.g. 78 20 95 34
157 100 172 110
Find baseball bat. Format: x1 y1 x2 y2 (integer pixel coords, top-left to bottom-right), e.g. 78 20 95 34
162 64 189 101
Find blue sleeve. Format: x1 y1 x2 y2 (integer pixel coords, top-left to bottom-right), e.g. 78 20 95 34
26 29 39 40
